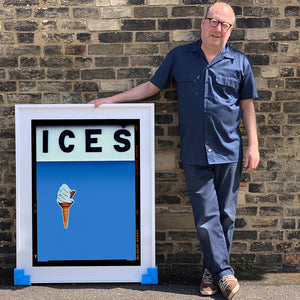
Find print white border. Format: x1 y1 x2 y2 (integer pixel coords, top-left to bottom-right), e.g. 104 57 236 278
15 104 156 284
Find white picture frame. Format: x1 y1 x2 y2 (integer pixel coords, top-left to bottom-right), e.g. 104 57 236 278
14 104 156 285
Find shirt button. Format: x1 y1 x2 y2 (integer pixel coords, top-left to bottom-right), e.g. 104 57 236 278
208 148 213 153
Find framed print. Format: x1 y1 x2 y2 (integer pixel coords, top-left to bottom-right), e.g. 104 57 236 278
14 104 156 284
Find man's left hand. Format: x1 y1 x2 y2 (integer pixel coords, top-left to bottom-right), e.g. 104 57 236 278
244 146 260 172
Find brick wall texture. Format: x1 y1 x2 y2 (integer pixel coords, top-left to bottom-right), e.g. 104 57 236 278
0 0 299 283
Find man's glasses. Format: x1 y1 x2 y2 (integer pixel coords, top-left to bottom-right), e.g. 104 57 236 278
205 18 233 32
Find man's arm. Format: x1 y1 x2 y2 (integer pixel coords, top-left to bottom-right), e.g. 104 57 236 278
88 81 160 108
240 99 260 172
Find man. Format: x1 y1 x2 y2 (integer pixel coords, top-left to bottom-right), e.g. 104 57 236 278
89 2 259 299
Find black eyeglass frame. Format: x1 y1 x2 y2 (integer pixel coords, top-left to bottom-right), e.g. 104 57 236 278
205 17 233 31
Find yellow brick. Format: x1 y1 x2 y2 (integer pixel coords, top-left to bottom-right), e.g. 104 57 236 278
155 152 176 171
100 80 132 91
87 20 120 31
246 29 269 41
100 7 132 19
110 0 127 5
95 0 110 6
261 66 279 78
147 0 180 5
237 190 246 205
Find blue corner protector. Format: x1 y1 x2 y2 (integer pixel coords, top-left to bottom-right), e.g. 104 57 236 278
14 268 31 286
141 266 158 285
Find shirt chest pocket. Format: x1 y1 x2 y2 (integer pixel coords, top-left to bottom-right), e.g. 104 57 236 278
215 76 240 99
216 76 239 91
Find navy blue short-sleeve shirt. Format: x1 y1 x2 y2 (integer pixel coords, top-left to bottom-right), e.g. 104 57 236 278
150 39 258 165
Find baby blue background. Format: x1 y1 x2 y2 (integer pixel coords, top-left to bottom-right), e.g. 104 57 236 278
35 161 137 262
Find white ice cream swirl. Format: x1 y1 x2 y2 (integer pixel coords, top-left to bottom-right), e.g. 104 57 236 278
57 184 74 204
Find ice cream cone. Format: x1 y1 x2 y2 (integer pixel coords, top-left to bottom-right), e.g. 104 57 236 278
59 202 73 229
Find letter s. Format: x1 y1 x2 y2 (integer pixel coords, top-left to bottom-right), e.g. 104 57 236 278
114 129 131 152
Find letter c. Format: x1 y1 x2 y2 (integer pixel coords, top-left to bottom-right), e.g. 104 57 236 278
59 130 75 153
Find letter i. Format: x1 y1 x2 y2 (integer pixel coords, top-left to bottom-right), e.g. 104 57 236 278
42 130 48 153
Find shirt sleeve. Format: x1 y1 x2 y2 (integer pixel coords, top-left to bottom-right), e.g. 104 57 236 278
239 56 258 100
150 48 176 90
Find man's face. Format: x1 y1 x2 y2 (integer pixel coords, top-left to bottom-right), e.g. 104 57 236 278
201 5 234 53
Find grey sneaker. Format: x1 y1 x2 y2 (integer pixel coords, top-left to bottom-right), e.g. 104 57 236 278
218 275 240 299
200 268 219 296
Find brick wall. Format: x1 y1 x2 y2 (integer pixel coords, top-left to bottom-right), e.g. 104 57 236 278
0 0 299 283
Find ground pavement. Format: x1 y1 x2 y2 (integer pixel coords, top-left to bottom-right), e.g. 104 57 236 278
0 273 299 300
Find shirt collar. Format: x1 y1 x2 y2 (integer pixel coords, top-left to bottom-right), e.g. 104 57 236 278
188 39 235 60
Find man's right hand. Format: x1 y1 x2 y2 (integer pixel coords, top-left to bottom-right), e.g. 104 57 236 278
88 98 113 108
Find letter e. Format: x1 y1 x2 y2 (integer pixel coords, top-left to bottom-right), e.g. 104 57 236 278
85 129 102 152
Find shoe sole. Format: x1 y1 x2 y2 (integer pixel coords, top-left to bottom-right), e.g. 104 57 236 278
200 289 219 296
227 281 240 299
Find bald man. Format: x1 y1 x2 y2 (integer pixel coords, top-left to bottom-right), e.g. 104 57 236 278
90 2 259 299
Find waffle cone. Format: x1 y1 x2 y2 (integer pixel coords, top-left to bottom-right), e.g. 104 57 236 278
59 202 73 229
